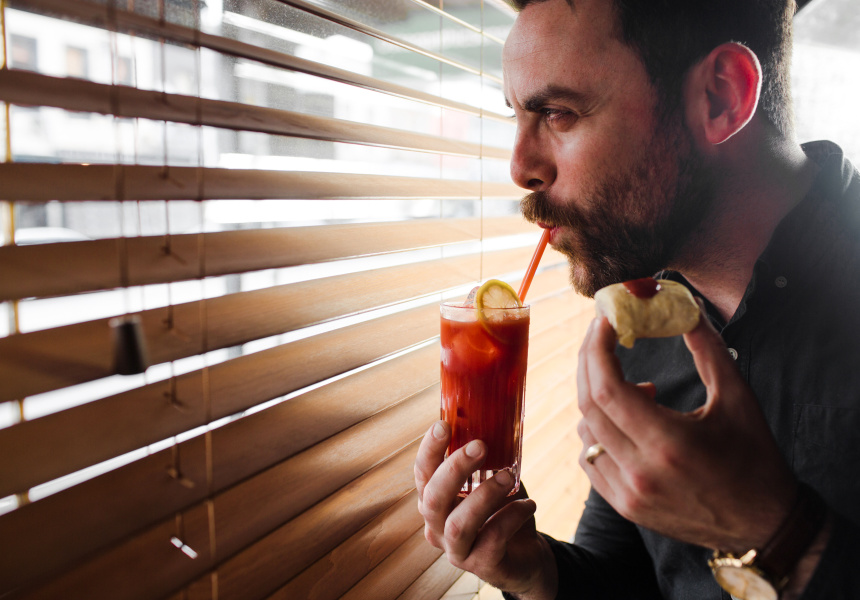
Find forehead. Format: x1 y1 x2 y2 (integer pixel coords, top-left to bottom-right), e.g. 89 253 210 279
505 0 617 55
502 0 647 103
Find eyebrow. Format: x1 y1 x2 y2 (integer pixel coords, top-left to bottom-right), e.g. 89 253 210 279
505 85 596 113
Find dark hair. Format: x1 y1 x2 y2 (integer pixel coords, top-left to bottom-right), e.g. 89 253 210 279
508 0 797 135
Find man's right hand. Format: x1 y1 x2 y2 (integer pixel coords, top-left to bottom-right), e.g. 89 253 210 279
414 420 559 599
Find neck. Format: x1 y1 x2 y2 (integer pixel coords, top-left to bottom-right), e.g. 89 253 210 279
672 134 819 323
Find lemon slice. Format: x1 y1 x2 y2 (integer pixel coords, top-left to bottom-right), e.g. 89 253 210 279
475 279 523 341
475 276 519 320
475 279 522 312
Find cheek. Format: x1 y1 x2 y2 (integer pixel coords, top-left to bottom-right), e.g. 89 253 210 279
552 134 607 189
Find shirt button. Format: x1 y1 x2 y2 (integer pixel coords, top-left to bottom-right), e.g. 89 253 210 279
728 348 738 360
775 276 788 288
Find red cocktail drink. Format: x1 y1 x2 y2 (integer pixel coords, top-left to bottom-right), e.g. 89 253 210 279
440 302 530 496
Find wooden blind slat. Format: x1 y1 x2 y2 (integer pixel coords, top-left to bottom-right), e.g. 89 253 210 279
9 0 513 121
338 528 443 600
0 216 534 301
278 0 496 82
1 246 563 402
0 435 212 593
210 401 434 575
441 571 482 599
172 576 213 600
531 439 588 541
0 70 511 160
206 446 419 600
537 457 590 541
527 316 579 370
21 501 217 600
0 272 569 497
528 289 579 333
209 350 437 492
527 373 576 428
0 297 574 590
0 2 569 600
525 351 577 411
206 363 573 600
523 404 578 469
209 317 574 588
531 435 583 503
517 264 572 303
395 554 466 600
17 443 419 600
525 431 581 497
412 0 509 43
0 163 523 201
525 368 576 432
211 316 572 567
266 491 424 600
528 319 579 369
0 302 438 496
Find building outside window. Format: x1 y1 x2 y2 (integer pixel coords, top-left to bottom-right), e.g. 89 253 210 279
9 33 37 71
65 46 88 79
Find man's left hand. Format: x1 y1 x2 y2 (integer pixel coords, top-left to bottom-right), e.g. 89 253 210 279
576 306 797 554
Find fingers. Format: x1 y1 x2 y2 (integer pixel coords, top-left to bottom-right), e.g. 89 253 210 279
445 469 519 562
683 299 739 392
417 427 530 570
415 420 450 503
581 318 626 388
577 418 623 506
420 435 488 548
468 497 538 566
578 318 655 453
636 381 657 400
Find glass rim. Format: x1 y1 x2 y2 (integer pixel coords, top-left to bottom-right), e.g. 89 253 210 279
440 301 530 311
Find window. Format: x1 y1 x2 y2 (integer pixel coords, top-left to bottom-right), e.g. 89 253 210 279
792 0 860 162
116 55 133 86
9 33 36 71
65 46 89 79
0 1 583 598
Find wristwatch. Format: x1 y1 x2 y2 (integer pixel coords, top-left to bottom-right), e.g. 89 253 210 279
708 483 827 600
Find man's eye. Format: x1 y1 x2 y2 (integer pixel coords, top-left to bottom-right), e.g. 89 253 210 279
542 108 575 123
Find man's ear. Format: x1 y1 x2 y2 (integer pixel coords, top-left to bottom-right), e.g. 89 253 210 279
687 43 762 145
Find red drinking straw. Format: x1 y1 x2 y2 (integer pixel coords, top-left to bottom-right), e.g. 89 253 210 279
518 228 551 302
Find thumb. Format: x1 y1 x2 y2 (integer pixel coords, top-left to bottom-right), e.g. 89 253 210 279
683 298 741 393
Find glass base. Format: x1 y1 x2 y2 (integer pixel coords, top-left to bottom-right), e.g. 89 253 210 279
457 467 520 498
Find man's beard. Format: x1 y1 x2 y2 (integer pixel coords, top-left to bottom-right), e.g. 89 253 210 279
520 118 714 297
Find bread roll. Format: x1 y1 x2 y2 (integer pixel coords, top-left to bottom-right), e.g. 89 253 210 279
594 278 700 348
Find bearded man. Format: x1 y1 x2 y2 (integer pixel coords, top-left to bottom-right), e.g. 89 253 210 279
414 0 860 598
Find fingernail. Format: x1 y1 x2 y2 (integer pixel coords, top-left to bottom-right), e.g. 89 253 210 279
465 440 483 458
432 421 446 440
495 469 512 487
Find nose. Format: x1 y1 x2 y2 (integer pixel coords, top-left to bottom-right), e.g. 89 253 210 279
510 125 555 191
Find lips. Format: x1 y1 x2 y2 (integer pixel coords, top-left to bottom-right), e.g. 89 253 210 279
537 223 562 245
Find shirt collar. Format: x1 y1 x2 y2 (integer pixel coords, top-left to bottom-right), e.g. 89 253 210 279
757 141 857 277
655 140 857 329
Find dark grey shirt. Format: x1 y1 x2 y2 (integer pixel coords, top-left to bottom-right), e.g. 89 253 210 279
536 141 860 599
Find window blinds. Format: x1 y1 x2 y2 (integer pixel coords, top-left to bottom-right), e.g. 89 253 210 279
0 0 593 598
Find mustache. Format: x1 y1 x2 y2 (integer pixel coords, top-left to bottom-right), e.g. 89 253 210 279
520 190 587 230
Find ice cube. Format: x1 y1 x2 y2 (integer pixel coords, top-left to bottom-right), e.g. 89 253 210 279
463 286 479 308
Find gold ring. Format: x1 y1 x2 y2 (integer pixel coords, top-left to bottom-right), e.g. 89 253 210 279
585 443 606 465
